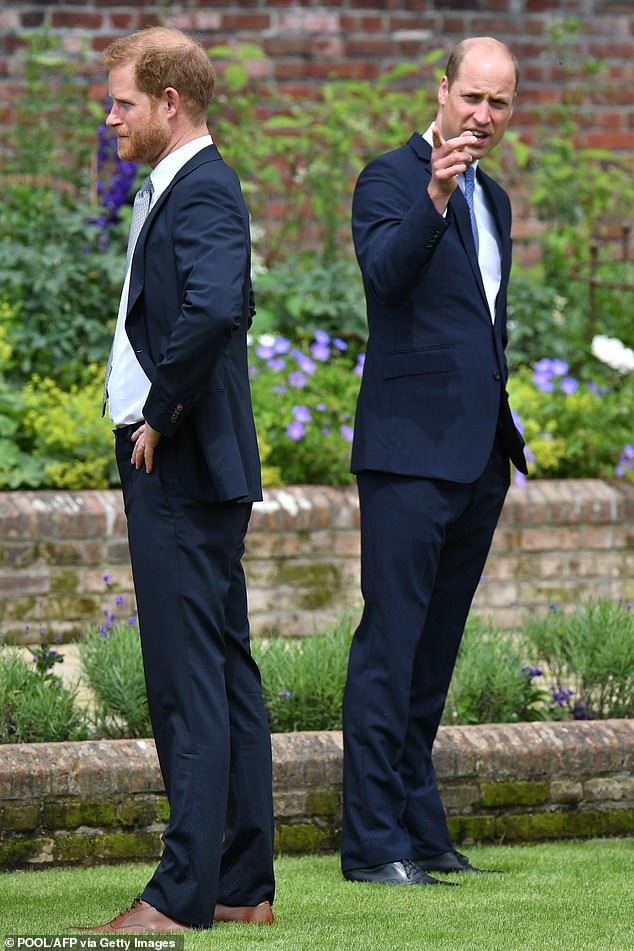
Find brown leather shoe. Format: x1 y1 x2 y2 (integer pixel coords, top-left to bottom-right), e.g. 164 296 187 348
74 898 192 932
213 901 274 924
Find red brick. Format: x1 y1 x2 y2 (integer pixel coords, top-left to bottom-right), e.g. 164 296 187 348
50 12 103 30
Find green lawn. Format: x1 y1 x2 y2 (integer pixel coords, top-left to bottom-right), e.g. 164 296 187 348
0 840 633 951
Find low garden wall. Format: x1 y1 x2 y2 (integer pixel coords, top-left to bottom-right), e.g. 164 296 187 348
1 721 633 869
0 480 633 642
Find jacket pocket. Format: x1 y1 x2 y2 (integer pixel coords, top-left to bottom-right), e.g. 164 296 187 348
383 346 454 380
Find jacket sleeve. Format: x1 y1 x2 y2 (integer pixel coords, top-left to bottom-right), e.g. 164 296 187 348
142 170 250 436
351 154 450 308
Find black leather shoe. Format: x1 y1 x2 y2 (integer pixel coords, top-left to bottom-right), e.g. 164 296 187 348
417 850 502 875
343 859 455 885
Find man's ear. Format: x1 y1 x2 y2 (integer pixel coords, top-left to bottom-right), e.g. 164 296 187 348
164 86 180 117
437 76 449 107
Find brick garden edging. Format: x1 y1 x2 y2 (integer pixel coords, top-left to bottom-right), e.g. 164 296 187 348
1 721 632 869
1 480 634 641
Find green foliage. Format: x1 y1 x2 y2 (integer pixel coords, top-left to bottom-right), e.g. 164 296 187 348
443 616 549 726
0 649 88 743
0 30 126 389
251 615 354 733
210 47 442 266
521 598 634 720
80 623 152 739
0 363 115 490
253 255 367 345
0 186 124 388
508 366 633 480
249 331 360 486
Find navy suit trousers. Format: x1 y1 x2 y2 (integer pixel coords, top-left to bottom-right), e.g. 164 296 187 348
341 440 510 871
115 425 274 926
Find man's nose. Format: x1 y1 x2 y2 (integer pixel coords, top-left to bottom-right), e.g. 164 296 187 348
105 106 119 127
472 101 491 125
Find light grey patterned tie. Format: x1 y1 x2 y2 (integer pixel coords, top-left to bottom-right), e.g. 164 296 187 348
102 175 154 414
125 174 154 271
463 165 479 255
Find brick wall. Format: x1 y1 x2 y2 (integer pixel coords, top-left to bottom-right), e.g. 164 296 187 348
0 480 633 643
1 0 634 154
1 721 632 868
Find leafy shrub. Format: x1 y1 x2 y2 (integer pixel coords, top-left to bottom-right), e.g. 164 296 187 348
443 616 549 726
521 599 634 720
80 622 151 739
0 649 88 743
249 330 361 486
0 361 115 490
253 255 367 347
251 615 354 733
508 361 634 481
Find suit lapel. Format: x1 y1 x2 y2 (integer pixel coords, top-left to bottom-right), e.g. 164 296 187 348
127 145 222 314
408 133 490 317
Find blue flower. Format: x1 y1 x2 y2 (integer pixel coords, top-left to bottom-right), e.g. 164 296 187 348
279 689 291 699
559 376 578 395
310 341 330 362
292 405 311 423
267 357 285 372
287 421 305 441
101 573 112 586
333 337 348 351
274 336 291 354
313 329 330 345
114 594 125 607
288 371 306 388
339 424 354 443
355 353 365 377
292 350 316 375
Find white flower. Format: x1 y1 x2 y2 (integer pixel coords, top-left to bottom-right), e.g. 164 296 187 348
257 333 276 348
591 335 634 374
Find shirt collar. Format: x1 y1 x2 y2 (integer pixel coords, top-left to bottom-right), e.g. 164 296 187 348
149 134 213 203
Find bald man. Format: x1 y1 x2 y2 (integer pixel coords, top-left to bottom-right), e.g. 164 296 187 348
342 37 527 885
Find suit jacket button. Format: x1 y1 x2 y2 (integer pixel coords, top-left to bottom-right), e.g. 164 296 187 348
492 370 501 381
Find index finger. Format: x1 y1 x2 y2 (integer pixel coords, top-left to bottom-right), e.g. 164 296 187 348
431 124 444 149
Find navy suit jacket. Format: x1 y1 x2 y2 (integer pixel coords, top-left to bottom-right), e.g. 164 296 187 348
351 132 526 483
125 144 262 504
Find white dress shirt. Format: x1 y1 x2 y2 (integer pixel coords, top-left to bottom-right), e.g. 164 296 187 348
108 134 213 426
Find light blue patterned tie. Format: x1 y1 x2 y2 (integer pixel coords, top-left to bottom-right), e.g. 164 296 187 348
103 175 154 413
463 165 479 255
125 175 154 272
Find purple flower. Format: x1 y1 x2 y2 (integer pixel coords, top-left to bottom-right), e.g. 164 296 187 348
114 594 125 607
274 336 291 354
256 343 275 360
316 402 327 412
615 443 634 478
333 337 348 351
292 350 316 375
287 421 305 441
573 699 589 720
513 470 527 488
288 371 306 388
550 685 575 706
272 384 288 393
339 424 354 443
522 665 543 680
267 357 286 372
127 615 137 626
279 689 291 699
355 353 365 377
310 342 330 362
559 376 578 395
292 405 311 423
101 573 112 586
313 329 330 345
